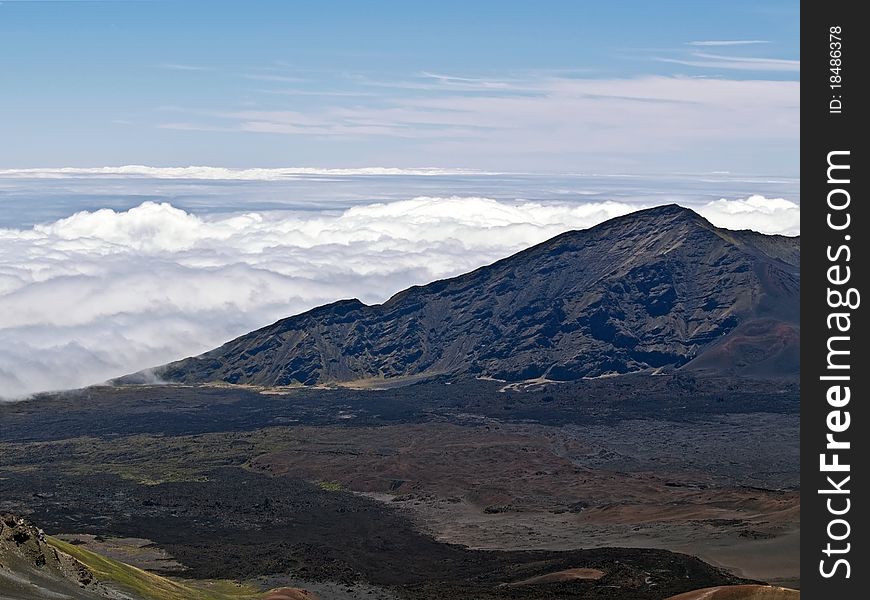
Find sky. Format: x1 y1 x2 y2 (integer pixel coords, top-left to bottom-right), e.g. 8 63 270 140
0 1 799 398
0 0 799 173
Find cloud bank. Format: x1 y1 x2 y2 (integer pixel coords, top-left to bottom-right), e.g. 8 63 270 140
0 196 799 399
0 166 495 180
696 194 800 236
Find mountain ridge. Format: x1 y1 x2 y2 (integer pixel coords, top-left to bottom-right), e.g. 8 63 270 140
122 204 799 387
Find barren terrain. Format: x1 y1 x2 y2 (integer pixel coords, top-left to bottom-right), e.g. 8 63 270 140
1 374 799 597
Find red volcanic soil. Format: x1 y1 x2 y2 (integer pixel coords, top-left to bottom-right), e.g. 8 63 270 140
262 588 316 600
686 318 799 377
506 567 605 586
665 584 800 600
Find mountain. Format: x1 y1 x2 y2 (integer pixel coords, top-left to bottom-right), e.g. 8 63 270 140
128 205 799 387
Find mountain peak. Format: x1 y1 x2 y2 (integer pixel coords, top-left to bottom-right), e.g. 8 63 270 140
639 203 697 215
599 204 712 230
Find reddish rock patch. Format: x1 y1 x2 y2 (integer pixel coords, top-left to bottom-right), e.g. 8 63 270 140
506 567 605 586
666 584 800 600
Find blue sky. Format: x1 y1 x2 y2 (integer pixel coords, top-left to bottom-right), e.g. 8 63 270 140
1 0 799 173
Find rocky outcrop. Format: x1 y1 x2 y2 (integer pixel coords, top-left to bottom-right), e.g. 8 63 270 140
0 513 100 599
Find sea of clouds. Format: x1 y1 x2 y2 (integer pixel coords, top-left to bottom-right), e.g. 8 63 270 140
0 179 799 399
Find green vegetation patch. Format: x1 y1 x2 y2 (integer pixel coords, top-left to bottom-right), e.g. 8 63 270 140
316 480 343 492
47 536 263 600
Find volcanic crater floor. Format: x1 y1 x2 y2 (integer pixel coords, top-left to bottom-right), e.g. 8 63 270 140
0 375 799 598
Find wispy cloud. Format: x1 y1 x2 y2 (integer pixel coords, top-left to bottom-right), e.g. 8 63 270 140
240 73 309 83
155 75 798 162
255 88 377 98
351 72 543 95
158 122 239 133
419 71 512 89
157 63 214 72
656 53 799 72
688 40 771 47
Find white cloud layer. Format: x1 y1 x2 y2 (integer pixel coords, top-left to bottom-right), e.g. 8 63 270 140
0 196 798 399
0 165 494 180
696 194 800 236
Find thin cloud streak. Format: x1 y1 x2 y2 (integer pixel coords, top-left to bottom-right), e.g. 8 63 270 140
687 40 771 46
419 71 512 89
656 53 800 72
157 63 214 72
240 73 309 83
255 88 379 97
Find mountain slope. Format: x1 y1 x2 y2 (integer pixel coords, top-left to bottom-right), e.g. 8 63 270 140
0 513 303 600
0 513 101 600
135 205 799 387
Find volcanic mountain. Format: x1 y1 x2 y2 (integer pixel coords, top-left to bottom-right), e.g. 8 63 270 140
129 205 799 387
